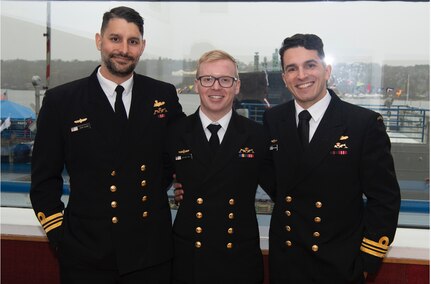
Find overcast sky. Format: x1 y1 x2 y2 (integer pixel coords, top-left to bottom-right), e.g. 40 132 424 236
1 1 429 65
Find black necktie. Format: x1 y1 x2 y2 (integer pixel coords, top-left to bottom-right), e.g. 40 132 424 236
115 85 127 122
298 110 312 149
207 124 221 157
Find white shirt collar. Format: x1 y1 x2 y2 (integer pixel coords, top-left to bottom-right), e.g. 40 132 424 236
96 67 134 98
199 108 232 131
199 108 232 142
295 90 331 123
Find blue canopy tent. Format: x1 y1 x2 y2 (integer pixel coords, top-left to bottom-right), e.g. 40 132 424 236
1 100 36 120
1 100 36 141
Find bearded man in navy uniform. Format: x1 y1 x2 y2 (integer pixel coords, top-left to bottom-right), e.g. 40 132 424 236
30 6 184 283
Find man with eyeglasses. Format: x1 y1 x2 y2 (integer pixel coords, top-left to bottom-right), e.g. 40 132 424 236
165 50 275 284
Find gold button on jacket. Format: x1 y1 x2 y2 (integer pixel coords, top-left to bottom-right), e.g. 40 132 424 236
110 185 117 192
166 111 276 283
28 69 183 279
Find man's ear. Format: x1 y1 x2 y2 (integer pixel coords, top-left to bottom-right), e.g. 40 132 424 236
235 79 241 95
194 80 199 93
95 33 102 51
140 39 146 55
325 64 332 81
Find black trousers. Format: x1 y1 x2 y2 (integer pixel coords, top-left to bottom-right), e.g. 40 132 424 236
59 259 171 284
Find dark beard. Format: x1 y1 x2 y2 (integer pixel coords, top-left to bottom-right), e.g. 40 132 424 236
104 55 136 77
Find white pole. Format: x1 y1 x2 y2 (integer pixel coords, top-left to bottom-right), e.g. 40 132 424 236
44 1 51 90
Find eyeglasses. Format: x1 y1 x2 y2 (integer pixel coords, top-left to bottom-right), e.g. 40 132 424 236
197 76 238 88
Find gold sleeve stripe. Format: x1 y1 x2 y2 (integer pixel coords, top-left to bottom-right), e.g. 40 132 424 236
37 212 63 225
42 216 63 231
360 246 386 258
360 242 387 254
362 236 390 250
44 221 63 233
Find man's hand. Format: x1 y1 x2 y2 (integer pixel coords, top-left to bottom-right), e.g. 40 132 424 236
172 174 184 205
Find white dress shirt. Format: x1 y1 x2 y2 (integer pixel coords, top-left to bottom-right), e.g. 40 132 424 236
97 67 133 117
295 91 331 142
199 108 232 143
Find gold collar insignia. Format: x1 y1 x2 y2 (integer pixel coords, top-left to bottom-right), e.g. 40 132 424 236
154 100 166 108
239 147 255 154
74 118 87 124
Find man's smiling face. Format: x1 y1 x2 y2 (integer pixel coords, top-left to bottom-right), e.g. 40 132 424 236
281 46 331 109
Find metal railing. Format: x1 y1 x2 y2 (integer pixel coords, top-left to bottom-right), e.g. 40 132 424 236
360 105 429 143
1 129 35 141
238 102 429 144
235 103 267 123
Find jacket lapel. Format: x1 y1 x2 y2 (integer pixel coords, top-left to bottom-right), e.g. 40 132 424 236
87 70 154 164
179 110 250 183
85 68 120 147
293 92 346 187
273 102 302 185
279 102 302 162
127 75 154 135
181 110 212 168
203 112 248 183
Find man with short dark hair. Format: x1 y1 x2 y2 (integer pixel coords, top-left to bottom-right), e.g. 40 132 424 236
264 34 401 283
30 6 184 283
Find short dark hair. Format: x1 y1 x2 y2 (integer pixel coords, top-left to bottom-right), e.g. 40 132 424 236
279 34 325 69
101 6 144 36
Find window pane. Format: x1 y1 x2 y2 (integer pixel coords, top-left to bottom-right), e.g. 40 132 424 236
1 1 429 228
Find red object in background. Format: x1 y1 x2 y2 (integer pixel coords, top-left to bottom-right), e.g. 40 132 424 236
2 238 429 284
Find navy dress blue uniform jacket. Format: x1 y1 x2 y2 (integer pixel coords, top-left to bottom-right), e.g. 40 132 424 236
30 67 184 275
166 110 275 284
263 89 400 283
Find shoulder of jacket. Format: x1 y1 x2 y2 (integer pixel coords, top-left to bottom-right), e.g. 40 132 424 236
46 77 89 95
134 73 174 89
169 114 189 130
236 113 263 129
265 101 291 118
43 77 91 105
340 100 379 118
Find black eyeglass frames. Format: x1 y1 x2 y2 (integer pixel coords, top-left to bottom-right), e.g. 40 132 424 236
197 76 238 88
